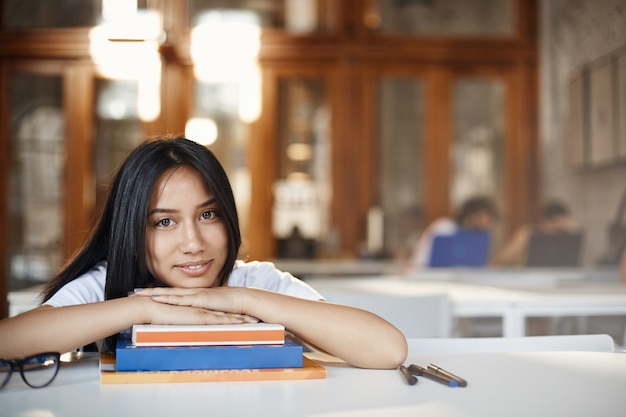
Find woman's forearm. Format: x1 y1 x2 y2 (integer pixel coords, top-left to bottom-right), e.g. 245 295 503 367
0 294 263 360
119 286 408 369
241 288 408 369
0 297 150 359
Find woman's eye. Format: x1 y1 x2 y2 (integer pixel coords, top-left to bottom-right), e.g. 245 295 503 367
201 210 218 221
156 218 172 227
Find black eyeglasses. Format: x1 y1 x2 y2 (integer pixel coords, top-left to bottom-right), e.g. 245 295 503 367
0 352 60 389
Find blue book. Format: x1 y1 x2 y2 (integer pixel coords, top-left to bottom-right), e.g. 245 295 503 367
115 336 303 372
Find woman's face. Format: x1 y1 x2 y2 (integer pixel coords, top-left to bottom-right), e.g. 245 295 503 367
145 166 228 288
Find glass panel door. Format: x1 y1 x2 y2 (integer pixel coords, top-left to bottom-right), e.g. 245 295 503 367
94 78 144 209
8 74 64 289
373 71 508 259
451 77 505 244
377 78 426 259
274 77 331 258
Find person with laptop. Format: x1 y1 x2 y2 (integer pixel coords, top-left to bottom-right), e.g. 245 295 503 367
407 195 499 270
493 200 581 267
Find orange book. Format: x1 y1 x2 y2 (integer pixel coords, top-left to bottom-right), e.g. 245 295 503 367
100 353 326 384
132 323 285 346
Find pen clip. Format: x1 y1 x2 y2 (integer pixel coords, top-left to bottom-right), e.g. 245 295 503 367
408 364 458 388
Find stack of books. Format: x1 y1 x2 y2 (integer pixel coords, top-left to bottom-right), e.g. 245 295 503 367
100 323 326 384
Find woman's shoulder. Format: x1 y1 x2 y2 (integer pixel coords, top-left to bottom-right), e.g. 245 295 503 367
229 260 322 300
230 260 283 281
80 261 108 283
44 261 108 306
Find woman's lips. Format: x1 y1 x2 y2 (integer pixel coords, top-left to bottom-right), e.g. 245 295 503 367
176 260 212 277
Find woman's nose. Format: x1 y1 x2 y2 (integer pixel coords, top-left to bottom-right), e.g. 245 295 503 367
180 223 204 253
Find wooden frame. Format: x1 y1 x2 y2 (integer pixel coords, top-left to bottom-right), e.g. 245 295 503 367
616 52 626 159
567 43 626 170
0 64 8 317
567 70 587 168
589 58 615 167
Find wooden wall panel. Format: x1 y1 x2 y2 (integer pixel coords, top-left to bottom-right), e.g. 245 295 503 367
0 65 9 318
63 63 95 260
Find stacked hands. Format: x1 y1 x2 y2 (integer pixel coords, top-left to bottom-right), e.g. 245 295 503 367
131 287 261 325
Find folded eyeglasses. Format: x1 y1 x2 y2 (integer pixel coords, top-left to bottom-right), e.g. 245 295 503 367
0 352 60 389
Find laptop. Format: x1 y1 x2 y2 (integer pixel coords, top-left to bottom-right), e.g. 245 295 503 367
525 232 584 267
428 230 491 268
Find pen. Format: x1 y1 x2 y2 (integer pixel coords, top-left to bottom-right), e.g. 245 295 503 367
427 364 468 387
399 365 418 385
407 364 458 387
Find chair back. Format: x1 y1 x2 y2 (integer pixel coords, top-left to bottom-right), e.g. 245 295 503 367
320 288 451 339
407 334 615 353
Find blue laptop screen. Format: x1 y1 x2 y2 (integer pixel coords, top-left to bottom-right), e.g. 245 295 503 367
428 230 491 267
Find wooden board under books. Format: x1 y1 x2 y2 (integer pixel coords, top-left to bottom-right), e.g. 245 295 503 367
100 353 326 384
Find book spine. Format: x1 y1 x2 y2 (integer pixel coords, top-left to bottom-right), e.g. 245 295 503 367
115 338 303 372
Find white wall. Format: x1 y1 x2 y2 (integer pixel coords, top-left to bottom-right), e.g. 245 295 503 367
540 0 626 264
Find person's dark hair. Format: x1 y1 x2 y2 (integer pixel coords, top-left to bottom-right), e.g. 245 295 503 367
454 195 498 227
41 137 241 348
541 200 570 220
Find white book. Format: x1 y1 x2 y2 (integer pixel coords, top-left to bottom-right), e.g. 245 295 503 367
131 323 285 347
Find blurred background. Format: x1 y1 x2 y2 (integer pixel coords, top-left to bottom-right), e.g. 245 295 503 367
1 0 625 319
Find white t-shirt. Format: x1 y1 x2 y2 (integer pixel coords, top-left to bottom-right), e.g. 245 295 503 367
45 260 323 307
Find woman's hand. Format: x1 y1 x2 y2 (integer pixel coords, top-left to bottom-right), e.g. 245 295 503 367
134 287 259 324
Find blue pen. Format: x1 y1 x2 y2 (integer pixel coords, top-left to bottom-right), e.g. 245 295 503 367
428 363 468 387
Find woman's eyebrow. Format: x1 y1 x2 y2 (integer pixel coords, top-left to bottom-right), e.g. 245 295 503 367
199 197 217 208
148 198 217 216
148 207 176 216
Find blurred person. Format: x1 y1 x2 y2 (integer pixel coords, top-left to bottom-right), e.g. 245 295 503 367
493 200 579 266
408 195 498 269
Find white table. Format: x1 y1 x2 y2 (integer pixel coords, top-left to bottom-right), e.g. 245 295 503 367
2 350 625 417
306 277 626 338
273 259 399 277
271 260 620 286
501 285 626 337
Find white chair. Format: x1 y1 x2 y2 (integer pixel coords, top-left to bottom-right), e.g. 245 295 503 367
320 289 451 339
407 333 616 353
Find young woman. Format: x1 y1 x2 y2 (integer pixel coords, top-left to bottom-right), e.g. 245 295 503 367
0 137 407 369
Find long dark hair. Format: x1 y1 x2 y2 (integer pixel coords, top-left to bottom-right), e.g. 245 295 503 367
42 137 241 346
